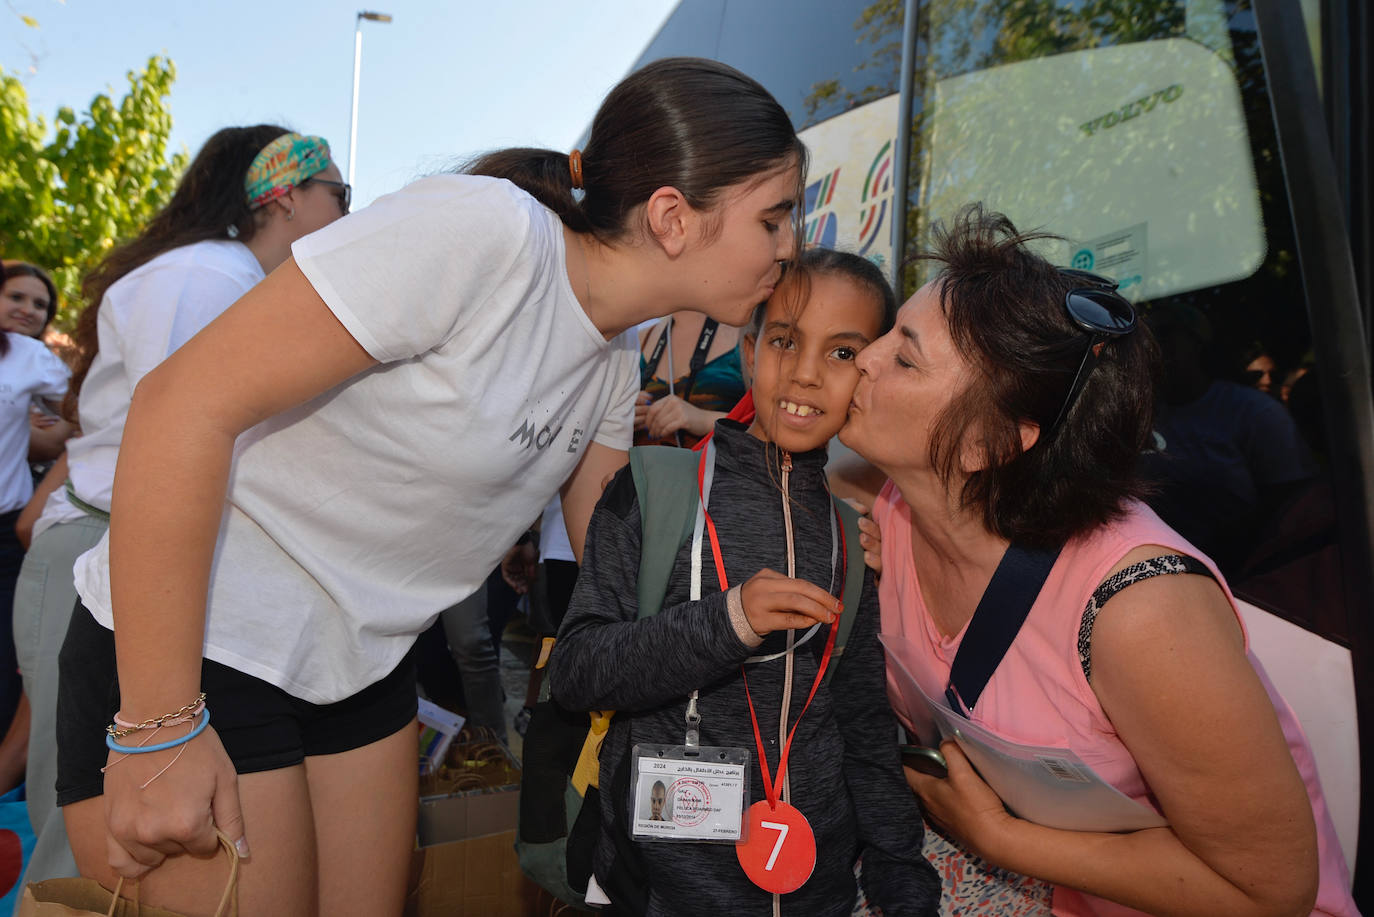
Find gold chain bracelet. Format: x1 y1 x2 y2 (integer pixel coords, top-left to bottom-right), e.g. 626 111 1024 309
106 692 208 738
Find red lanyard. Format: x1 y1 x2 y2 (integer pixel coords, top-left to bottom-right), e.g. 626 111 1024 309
695 447 846 808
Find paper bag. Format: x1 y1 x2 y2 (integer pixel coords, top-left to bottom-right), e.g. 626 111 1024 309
18 831 239 917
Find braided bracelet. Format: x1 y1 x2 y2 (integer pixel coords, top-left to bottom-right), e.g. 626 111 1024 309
106 708 211 754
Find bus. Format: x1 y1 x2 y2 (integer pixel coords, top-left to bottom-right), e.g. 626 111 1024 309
627 0 1374 902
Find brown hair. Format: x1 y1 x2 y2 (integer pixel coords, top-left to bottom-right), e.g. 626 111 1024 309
922 204 1158 547
745 247 896 339
65 124 291 420
465 58 806 245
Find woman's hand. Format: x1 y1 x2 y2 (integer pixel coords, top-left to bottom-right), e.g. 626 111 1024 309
905 740 1015 864
843 499 882 576
102 724 246 878
643 394 715 440
739 568 842 636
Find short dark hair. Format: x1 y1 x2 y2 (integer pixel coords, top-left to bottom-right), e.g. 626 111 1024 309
746 247 896 338
923 204 1159 547
466 58 806 245
1 261 58 331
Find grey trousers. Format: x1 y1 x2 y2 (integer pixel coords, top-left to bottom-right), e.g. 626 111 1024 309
14 515 108 884
438 588 507 742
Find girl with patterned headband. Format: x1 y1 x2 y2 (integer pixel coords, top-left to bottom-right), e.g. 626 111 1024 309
19 124 344 890
243 133 336 211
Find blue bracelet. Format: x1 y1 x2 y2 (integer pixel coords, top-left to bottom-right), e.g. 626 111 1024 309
105 708 211 755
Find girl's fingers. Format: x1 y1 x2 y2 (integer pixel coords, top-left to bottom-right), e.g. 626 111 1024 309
107 832 163 877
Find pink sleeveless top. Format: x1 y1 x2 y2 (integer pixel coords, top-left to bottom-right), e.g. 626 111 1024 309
874 482 1357 917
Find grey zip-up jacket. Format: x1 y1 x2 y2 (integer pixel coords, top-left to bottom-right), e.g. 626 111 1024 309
550 421 939 917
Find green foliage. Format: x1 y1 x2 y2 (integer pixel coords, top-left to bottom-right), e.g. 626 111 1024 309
0 55 188 329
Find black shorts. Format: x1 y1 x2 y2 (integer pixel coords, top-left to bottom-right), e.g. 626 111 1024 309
56 602 418 808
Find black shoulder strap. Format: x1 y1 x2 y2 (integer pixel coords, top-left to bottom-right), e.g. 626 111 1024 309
640 320 671 389
681 319 719 398
638 318 719 395
946 543 1062 716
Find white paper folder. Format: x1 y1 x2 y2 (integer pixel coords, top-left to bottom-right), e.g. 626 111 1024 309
880 633 1168 833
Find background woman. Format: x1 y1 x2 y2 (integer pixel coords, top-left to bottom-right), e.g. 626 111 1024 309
57 57 803 916
0 262 75 467
0 277 69 740
840 206 1356 916
12 125 346 889
634 309 745 447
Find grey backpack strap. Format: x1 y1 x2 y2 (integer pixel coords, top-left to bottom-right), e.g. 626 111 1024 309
824 497 867 684
629 446 701 620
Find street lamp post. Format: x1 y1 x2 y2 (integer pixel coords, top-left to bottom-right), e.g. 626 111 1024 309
348 10 393 188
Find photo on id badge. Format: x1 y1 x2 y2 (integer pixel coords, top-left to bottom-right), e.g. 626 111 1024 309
631 745 750 842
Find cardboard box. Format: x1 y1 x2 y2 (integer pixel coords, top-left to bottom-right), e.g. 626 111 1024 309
404 830 548 917
417 783 519 848
417 740 521 848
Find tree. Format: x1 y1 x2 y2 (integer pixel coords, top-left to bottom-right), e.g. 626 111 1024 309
0 55 187 329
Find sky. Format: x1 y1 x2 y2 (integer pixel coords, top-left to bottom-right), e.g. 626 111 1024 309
3 0 680 209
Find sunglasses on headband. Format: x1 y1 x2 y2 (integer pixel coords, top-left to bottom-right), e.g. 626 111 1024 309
1045 268 1137 436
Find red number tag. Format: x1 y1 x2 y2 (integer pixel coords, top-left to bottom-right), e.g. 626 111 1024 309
735 799 816 894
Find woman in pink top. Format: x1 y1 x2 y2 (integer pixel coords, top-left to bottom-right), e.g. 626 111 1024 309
838 205 1357 916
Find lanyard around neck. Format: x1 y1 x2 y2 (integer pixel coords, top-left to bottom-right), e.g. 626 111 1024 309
689 440 840 663
690 441 845 808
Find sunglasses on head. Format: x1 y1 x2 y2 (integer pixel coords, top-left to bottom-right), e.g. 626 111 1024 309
304 177 351 214
1045 267 1137 436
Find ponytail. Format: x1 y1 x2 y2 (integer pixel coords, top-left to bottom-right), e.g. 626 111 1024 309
466 58 803 243
463 148 590 233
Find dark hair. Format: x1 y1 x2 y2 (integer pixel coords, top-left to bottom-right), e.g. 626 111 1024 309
922 204 1159 547
465 58 806 243
746 248 896 338
66 124 291 420
2 261 59 331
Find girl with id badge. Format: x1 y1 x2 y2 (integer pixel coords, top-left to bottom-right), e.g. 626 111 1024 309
549 249 940 917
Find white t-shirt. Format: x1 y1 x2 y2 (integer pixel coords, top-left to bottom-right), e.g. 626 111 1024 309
75 175 639 703
0 335 69 514
35 240 265 539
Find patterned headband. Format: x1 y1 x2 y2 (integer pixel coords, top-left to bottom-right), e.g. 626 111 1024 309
244 133 332 210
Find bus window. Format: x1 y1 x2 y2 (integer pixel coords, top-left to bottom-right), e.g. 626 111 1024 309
896 0 1348 641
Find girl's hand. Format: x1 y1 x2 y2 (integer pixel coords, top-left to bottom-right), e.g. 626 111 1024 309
103 724 246 878
634 391 654 431
645 395 711 440
905 740 1015 864
500 542 538 595
740 568 842 636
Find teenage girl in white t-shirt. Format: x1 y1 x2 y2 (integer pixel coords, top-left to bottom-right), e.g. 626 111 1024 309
57 57 807 916
14 125 345 889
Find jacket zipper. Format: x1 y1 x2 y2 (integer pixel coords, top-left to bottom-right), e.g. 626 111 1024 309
775 449 795 917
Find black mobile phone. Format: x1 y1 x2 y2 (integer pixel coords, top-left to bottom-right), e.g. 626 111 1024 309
899 744 948 779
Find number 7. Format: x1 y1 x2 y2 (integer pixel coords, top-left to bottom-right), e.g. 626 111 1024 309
760 820 789 871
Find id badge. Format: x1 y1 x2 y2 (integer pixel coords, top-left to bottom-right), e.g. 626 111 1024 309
630 744 749 843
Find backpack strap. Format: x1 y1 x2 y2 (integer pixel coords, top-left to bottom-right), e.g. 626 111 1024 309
946 543 1062 715
629 446 701 620
630 447 867 684
825 497 866 685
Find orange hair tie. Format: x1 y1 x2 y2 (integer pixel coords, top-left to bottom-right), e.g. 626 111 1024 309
568 149 584 190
